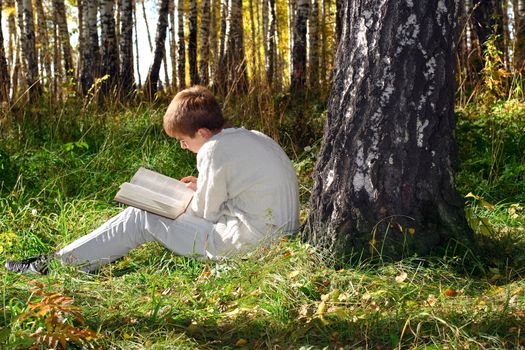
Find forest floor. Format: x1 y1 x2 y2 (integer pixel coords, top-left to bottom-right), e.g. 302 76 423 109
0 98 524 349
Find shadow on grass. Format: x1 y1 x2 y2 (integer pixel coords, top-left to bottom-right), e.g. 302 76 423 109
94 308 524 349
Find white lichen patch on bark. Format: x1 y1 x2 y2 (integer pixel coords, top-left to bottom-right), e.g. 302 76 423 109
424 57 436 79
436 0 448 36
325 169 335 190
396 14 419 54
416 118 429 147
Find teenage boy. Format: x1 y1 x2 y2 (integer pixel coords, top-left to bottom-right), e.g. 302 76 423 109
5 86 300 274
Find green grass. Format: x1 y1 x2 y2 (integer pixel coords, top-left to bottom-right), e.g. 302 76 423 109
1 99 524 349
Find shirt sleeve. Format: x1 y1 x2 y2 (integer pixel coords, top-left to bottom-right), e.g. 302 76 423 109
189 144 229 222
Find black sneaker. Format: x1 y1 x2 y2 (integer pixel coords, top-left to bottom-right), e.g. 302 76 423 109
5 255 50 275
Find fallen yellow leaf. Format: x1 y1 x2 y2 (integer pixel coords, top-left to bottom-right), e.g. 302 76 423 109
235 338 248 346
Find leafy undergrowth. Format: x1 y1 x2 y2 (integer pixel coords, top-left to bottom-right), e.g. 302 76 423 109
1 237 524 349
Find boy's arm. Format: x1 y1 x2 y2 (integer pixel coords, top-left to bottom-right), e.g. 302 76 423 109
189 151 229 222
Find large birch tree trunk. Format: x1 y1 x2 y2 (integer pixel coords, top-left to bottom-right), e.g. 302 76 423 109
143 0 169 99
303 0 471 259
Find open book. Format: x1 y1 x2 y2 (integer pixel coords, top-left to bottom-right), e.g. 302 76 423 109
114 167 194 219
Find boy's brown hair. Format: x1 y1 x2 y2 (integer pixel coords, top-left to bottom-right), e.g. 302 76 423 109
163 85 225 137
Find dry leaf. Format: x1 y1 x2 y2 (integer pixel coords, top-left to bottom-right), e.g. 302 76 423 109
426 294 437 307
395 271 408 283
235 338 248 346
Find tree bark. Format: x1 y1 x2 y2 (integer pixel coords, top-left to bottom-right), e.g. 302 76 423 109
514 0 525 71
291 0 309 93
80 0 100 95
143 0 169 99
199 0 211 85
223 0 247 92
34 0 51 86
119 0 135 96
0 0 10 102
177 0 186 89
52 0 74 78
100 0 119 94
308 0 319 90
16 0 41 97
188 0 199 85
169 0 177 89
303 0 471 259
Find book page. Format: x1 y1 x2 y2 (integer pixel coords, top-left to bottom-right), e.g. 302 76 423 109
114 167 194 219
130 167 194 200
115 183 189 219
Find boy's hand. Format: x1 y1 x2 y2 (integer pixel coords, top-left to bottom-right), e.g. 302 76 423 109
181 176 198 191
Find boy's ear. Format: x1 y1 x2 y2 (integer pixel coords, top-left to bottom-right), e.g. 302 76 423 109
197 128 214 139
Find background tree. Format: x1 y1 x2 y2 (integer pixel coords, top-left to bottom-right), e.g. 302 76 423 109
308 0 319 90
220 0 247 92
188 0 199 85
513 0 525 71
100 0 119 94
303 0 471 258
0 0 9 102
199 0 211 85
53 0 74 79
79 0 100 95
119 0 135 96
17 0 41 97
34 0 51 87
144 0 170 99
290 0 308 93
177 0 186 89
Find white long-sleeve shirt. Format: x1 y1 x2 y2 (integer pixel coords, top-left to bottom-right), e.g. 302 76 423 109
189 128 300 252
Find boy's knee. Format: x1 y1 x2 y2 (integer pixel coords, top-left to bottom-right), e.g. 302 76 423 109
122 206 147 221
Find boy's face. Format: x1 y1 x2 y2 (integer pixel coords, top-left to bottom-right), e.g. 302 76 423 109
171 129 213 154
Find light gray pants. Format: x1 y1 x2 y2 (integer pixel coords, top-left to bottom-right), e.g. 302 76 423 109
56 207 225 272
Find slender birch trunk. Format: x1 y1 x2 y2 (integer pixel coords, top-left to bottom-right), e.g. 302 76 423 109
216 0 228 90
34 0 51 86
17 0 41 97
223 0 247 92
177 0 186 89
248 0 256 80
141 0 153 51
514 0 525 71
143 0 169 99
199 0 211 85
0 0 10 102
188 0 199 85
101 0 119 93
53 0 74 78
291 0 308 93
119 0 135 95
132 3 142 89
308 0 319 90
169 0 177 89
